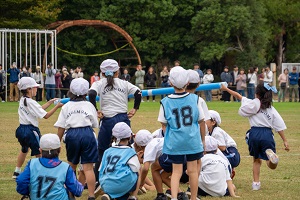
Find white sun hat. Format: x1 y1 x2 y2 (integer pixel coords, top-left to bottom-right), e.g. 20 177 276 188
40 133 61 151
169 66 188 89
112 122 132 139
187 69 200 84
70 78 89 96
134 130 153 146
100 59 120 74
208 110 221 126
17 77 40 90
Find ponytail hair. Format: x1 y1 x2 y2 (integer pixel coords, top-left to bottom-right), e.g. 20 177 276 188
20 89 28 106
104 71 116 91
255 82 272 110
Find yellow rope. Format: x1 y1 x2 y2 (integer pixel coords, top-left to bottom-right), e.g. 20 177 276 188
56 43 129 57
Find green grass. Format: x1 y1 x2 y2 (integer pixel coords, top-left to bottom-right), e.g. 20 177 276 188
0 100 300 200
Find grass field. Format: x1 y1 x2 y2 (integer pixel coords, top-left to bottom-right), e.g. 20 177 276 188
0 99 299 200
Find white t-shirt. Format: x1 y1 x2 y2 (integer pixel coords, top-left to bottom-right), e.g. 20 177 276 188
248 73 257 86
199 153 231 197
209 127 237 148
264 71 273 83
238 97 286 132
18 97 47 127
143 138 164 164
90 78 139 118
158 93 205 124
203 74 214 84
54 101 98 129
199 97 210 121
152 128 164 138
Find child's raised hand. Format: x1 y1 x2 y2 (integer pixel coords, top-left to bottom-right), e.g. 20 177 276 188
284 141 290 152
220 83 228 91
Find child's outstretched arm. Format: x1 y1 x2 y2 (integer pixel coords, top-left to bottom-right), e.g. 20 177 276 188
65 166 84 197
57 127 65 141
43 103 63 119
278 130 290 152
42 98 59 110
140 161 150 188
221 84 243 101
227 180 240 197
199 119 206 149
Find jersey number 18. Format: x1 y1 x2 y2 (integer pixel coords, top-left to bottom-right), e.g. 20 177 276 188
172 106 193 128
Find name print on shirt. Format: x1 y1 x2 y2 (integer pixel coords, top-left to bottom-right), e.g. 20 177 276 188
260 110 271 120
66 110 90 119
102 87 126 95
20 106 30 115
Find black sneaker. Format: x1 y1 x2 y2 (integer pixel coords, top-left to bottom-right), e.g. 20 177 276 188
12 171 20 179
21 195 30 200
94 182 104 198
155 194 167 200
88 197 95 200
165 189 171 199
178 192 189 200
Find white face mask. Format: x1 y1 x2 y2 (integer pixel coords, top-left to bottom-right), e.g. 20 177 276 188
23 68 27 72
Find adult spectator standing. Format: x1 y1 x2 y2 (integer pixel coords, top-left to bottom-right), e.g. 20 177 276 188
203 69 214 102
19 66 30 79
264 66 273 84
0 64 6 102
121 69 131 82
288 66 299 102
230 65 239 101
247 67 257 100
55 70 62 98
145 66 157 102
220 66 232 102
194 63 204 83
7 62 20 102
33 66 44 101
45 63 56 101
135 64 145 101
160 66 169 99
236 68 247 100
61 68 72 98
72 66 83 79
90 71 100 85
277 68 289 102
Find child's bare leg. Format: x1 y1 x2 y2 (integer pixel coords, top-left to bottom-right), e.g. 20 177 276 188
266 160 277 170
78 170 86 185
17 151 28 168
187 160 199 200
82 163 96 198
171 164 183 199
253 158 262 182
161 171 172 189
144 177 156 191
151 160 165 193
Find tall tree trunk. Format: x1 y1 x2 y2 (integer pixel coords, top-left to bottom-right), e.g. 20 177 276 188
276 24 285 73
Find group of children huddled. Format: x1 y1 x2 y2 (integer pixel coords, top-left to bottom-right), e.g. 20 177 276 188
13 59 289 200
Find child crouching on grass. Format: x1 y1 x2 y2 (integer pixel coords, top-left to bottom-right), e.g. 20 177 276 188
54 78 99 200
13 77 62 179
221 82 289 190
16 133 83 200
99 122 141 200
197 136 239 197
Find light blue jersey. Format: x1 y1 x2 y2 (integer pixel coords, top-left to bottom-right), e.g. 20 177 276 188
161 93 203 155
99 147 137 198
29 158 69 200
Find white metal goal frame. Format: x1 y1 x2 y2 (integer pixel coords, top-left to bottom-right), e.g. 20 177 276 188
0 28 57 101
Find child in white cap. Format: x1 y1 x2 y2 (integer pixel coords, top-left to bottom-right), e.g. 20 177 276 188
221 82 289 190
54 78 98 200
99 122 140 200
206 110 240 177
13 77 63 179
158 66 206 200
186 69 210 121
197 136 239 197
16 133 83 200
88 59 142 183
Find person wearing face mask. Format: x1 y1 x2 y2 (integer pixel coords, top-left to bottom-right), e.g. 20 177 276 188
33 66 44 101
19 66 30 79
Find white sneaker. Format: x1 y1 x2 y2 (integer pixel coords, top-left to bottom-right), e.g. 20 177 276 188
265 149 279 164
252 182 261 190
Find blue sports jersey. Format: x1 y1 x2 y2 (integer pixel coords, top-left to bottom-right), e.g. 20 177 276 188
99 147 137 198
161 93 203 155
29 158 69 200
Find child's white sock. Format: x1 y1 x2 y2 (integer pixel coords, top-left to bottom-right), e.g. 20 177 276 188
15 167 21 172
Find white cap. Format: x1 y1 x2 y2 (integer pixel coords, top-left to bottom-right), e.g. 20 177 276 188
112 122 132 139
169 66 188 89
40 133 61 151
135 130 153 146
187 69 200 83
205 136 218 152
18 77 40 90
208 110 221 126
70 78 89 96
100 59 120 74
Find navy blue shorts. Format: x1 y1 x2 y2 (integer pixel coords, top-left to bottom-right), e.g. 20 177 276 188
168 152 203 164
65 126 98 164
158 153 187 174
15 124 41 156
247 127 276 160
222 147 240 168
98 113 130 151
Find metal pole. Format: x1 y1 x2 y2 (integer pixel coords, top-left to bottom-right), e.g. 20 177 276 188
15 31 17 65
25 31 27 67
0 31 2 63
39 33 41 67
54 31 57 70
51 32 54 68
9 32 11 66
45 33 47 66
19 32 21 68
5 31 7 71
30 32 32 68
35 33 37 67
